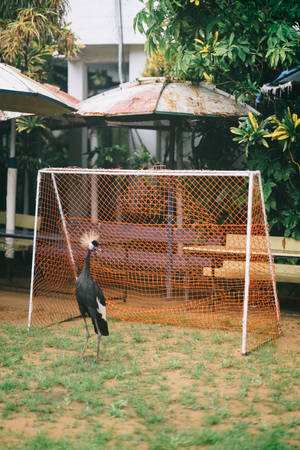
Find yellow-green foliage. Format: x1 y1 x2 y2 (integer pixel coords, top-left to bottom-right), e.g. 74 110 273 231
142 50 173 78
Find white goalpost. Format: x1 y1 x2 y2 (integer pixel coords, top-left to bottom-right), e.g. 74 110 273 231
28 168 281 354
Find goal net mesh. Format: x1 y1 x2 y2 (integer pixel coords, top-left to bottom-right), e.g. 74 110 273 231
29 168 280 353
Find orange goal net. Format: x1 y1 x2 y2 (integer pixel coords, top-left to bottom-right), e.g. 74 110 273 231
29 168 281 353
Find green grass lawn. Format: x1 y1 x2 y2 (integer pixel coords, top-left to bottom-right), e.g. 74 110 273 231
0 314 300 449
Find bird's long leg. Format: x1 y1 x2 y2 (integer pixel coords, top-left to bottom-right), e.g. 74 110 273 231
81 316 90 360
94 320 102 361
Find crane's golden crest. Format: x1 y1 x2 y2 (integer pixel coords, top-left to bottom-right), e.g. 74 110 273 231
80 231 99 248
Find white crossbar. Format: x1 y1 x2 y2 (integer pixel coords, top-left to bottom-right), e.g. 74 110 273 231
39 168 260 177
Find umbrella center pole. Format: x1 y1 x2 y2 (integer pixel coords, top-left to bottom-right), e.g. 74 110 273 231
5 119 17 264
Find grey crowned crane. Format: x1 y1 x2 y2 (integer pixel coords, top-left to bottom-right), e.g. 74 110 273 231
75 232 109 360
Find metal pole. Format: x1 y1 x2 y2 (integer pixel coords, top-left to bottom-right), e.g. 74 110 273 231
167 182 173 299
116 0 124 84
257 172 281 325
176 185 188 302
5 118 17 260
90 130 99 223
51 173 77 277
176 124 183 170
156 130 162 162
28 170 41 329
168 123 176 169
242 173 254 355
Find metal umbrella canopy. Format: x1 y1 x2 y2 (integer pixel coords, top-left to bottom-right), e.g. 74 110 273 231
78 77 258 167
0 69 78 262
0 63 76 114
78 77 258 127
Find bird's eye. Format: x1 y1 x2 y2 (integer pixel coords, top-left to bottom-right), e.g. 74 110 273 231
92 240 98 247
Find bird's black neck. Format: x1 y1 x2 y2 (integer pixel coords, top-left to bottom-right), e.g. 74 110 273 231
81 249 92 278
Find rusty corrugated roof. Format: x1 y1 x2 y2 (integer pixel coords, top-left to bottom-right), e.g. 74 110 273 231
0 63 77 114
0 83 80 125
78 77 258 120
43 83 80 108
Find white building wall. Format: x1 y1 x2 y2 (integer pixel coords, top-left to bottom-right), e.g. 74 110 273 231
127 44 156 157
67 0 158 162
67 60 87 100
129 45 147 81
66 0 145 46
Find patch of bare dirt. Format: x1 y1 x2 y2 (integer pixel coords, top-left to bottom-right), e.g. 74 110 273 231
1 288 300 447
0 290 29 324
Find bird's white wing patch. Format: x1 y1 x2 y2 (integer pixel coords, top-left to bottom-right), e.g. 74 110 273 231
96 297 106 320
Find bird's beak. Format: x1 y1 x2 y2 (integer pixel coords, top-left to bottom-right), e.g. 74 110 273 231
94 247 103 254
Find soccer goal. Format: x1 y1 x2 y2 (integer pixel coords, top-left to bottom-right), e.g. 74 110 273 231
29 168 280 354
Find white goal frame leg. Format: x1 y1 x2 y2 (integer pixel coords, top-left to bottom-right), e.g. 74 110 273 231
242 172 254 355
51 173 77 278
28 171 41 329
257 173 281 325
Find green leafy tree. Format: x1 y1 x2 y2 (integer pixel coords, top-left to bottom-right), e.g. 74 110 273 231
265 108 300 169
15 116 69 214
135 1 300 237
135 1 299 101
88 144 155 169
231 113 269 157
0 0 80 214
0 0 80 80
230 108 300 237
247 139 300 239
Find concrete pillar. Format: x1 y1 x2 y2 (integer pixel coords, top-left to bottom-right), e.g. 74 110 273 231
67 60 88 167
129 45 146 81
68 60 87 99
129 46 157 159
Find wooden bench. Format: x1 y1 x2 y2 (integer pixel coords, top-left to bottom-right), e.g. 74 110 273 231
68 220 219 268
0 211 40 253
184 234 300 284
51 220 221 299
60 223 300 285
